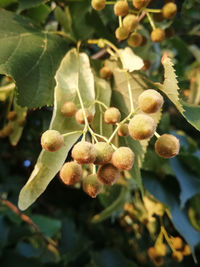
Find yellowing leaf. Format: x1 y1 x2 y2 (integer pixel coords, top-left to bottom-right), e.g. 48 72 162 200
118 47 144 72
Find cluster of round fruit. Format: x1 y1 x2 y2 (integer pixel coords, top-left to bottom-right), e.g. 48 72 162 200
91 0 177 44
0 110 25 138
41 87 180 198
148 236 191 265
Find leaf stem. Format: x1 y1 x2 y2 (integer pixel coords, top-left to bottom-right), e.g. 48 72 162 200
119 16 123 27
154 131 160 139
146 12 156 30
144 8 162 13
95 100 108 110
49 31 77 44
62 130 83 137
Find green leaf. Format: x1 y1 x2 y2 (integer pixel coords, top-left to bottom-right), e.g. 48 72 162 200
170 157 200 208
9 99 27 146
17 0 48 12
188 194 200 231
118 47 144 72
181 100 200 131
98 184 122 208
18 48 95 210
92 76 112 138
54 6 73 35
0 0 17 8
26 4 51 24
0 9 68 108
92 187 127 223
30 215 61 237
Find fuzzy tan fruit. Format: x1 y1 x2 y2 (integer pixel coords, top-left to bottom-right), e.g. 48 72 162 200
0 124 14 138
128 114 156 140
91 0 106 10
123 14 138 32
115 26 129 40
171 237 183 250
97 163 120 185
99 66 113 79
141 60 151 71
138 89 164 113
75 109 93 124
72 141 97 164
128 32 143 47
182 245 191 256
83 174 103 198
60 161 82 185
155 134 180 158
41 130 64 152
114 1 129 16
104 107 121 124
118 124 129 137
7 111 17 121
172 251 183 262
61 101 77 117
132 0 149 9
94 142 114 165
150 28 165 43
112 147 134 170
162 2 177 19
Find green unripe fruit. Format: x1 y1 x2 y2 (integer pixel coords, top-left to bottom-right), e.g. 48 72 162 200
138 89 164 113
162 3 177 19
83 174 103 198
61 101 77 117
94 142 114 165
141 60 151 71
165 26 175 38
115 26 129 41
72 141 97 164
60 161 82 185
123 14 138 33
132 0 149 9
172 251 183 262
112 147 134 170
75 109 93 125
114 1 129 16
41 130 64 152
7 111 17 121
104 107 121 124
0 124 14 138
91 0 106 11
100 66 113 79
97 163 120 185
150 28 165 43
128 33 143 47
155 134 180 158
128 114 156 140
118 124 129 137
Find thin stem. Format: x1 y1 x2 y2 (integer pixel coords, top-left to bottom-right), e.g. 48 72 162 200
106 1 116 4
119 16 123 27
161 226 176 253
146 12 156 30
125 72 134 112
92 164 96 174
154 131 160 139
62 130 83 137
144 8 162 13
49 31 77 43
95 100 108 110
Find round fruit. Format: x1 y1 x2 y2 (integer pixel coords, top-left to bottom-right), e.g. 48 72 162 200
115 26 129 40
140 35 147 46
172 251 183 262
132 0 149 9
127 32 143 47
141 60 151 71
150 28 165 42
155 134 180 158
182 245 191 256
94 142 114 165
171 237 183 250
60 161 82 185
138 89 164 113
75 109 93 124
72 141 97 164
97 163 120 185
91 0 106 10
165 26 175 38
112 147 134 170
128 114 156 140
104 107 121 124
162 2 177 19
114 1 129 16
123 14 138 33
7 111 17 121
100 66 113 79
118 124 129 137
0 124 14 138
61 101 77 117
41 130 64 152
83 174 103 198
